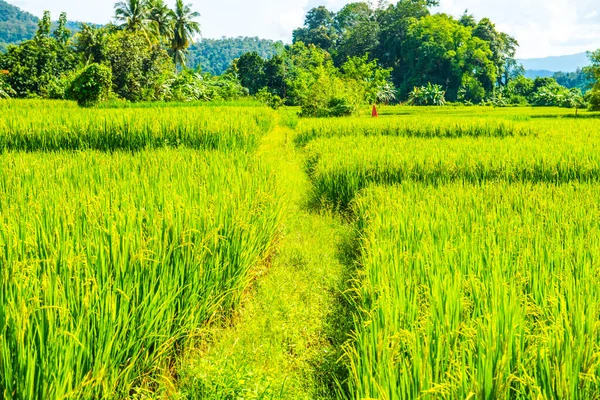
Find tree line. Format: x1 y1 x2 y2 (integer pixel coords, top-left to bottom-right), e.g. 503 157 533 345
1 0 599 113
0 0 244 105
233 1 600 112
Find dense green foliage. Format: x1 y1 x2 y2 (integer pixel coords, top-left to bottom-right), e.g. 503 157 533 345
1 0 598 111
187 37 281 75
226 1 597 110
0 0 38 49
587 50 600 111
292 2 515 102
65 63 112 106
234 43 393 116
490 75 587 107
408 83 446 106
0 0 94 51
0 1 214 104
553 68 593 92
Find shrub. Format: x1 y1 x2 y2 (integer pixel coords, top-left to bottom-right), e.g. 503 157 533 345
256 88 284 109
301 96 357 118
588 90 600 111
170 70 248 103
0 71 14 99
531 84 586 108
299 69 361 118
408 83 446 106
66 63 112 107
458 75 485 105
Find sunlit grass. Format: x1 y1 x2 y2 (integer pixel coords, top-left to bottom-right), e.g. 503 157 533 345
346 182 600 399
0 100 275 152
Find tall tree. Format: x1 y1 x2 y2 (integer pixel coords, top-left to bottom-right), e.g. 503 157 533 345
235 52 266 95
459 10 477 28
292 6 337 52
472 18 518 86
0 17 77 97
36 10 52 39
148 0 173 43
586 50 600 110
170 0 201 68
114 0 150 31
401 13 496 100
53 12 71 45
374 0 438 87
334 2 379 64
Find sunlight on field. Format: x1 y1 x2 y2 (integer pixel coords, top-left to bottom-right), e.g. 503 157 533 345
1 101 600 399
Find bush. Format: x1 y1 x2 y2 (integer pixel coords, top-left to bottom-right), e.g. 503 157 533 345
508 95 529 106
45 69 81 100
0 71 14 99
301 96 357 118
589 90 600 111
170 70 249 103
408 83 446 106
531 84 586 108
299 69 361 118
66 63 112 107
256 88 284 109
458 76 485 105
327 97 355 117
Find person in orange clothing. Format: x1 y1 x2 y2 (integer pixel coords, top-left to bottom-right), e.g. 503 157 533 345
372 104 378 117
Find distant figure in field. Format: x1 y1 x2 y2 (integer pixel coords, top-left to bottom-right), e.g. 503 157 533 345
372 105 378 118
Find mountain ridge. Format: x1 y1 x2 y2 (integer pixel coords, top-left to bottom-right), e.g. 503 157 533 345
0 0 98 52
518 52 591 73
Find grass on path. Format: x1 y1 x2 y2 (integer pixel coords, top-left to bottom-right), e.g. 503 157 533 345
176 124 352 399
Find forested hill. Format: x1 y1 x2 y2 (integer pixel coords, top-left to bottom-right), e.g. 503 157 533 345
187 37 282 75
1 0 282 75
0 0 92 52
0 0 38 51
518 52 590 73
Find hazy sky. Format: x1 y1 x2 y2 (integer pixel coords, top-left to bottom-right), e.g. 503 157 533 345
9 0 600 58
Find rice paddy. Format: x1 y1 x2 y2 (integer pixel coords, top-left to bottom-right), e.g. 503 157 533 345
0 102 282 398
1 101 600 399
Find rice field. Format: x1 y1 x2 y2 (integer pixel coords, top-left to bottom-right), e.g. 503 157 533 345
0 101 282 398
298 109 600 398
305 119 600 209
0 100 275 152
295 116 536 147
348 183 600 399
2 101 600 399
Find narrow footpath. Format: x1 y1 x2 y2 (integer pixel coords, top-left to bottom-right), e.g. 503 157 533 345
176 123 352 399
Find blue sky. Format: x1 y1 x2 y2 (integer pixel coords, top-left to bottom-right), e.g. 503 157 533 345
9 0 600 58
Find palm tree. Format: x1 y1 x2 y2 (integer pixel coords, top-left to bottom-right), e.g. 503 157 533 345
148 0 173 44
170 0 201 68
114 0 151 32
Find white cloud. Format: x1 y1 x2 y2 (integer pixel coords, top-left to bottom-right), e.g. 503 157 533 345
436 0 600 57
9 0 600 58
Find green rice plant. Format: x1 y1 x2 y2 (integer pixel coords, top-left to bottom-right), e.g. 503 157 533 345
305 121 600 209
365 105 592 118
346 182 600 399
0 100 275 152
0 149 282 399
295 115 537 147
